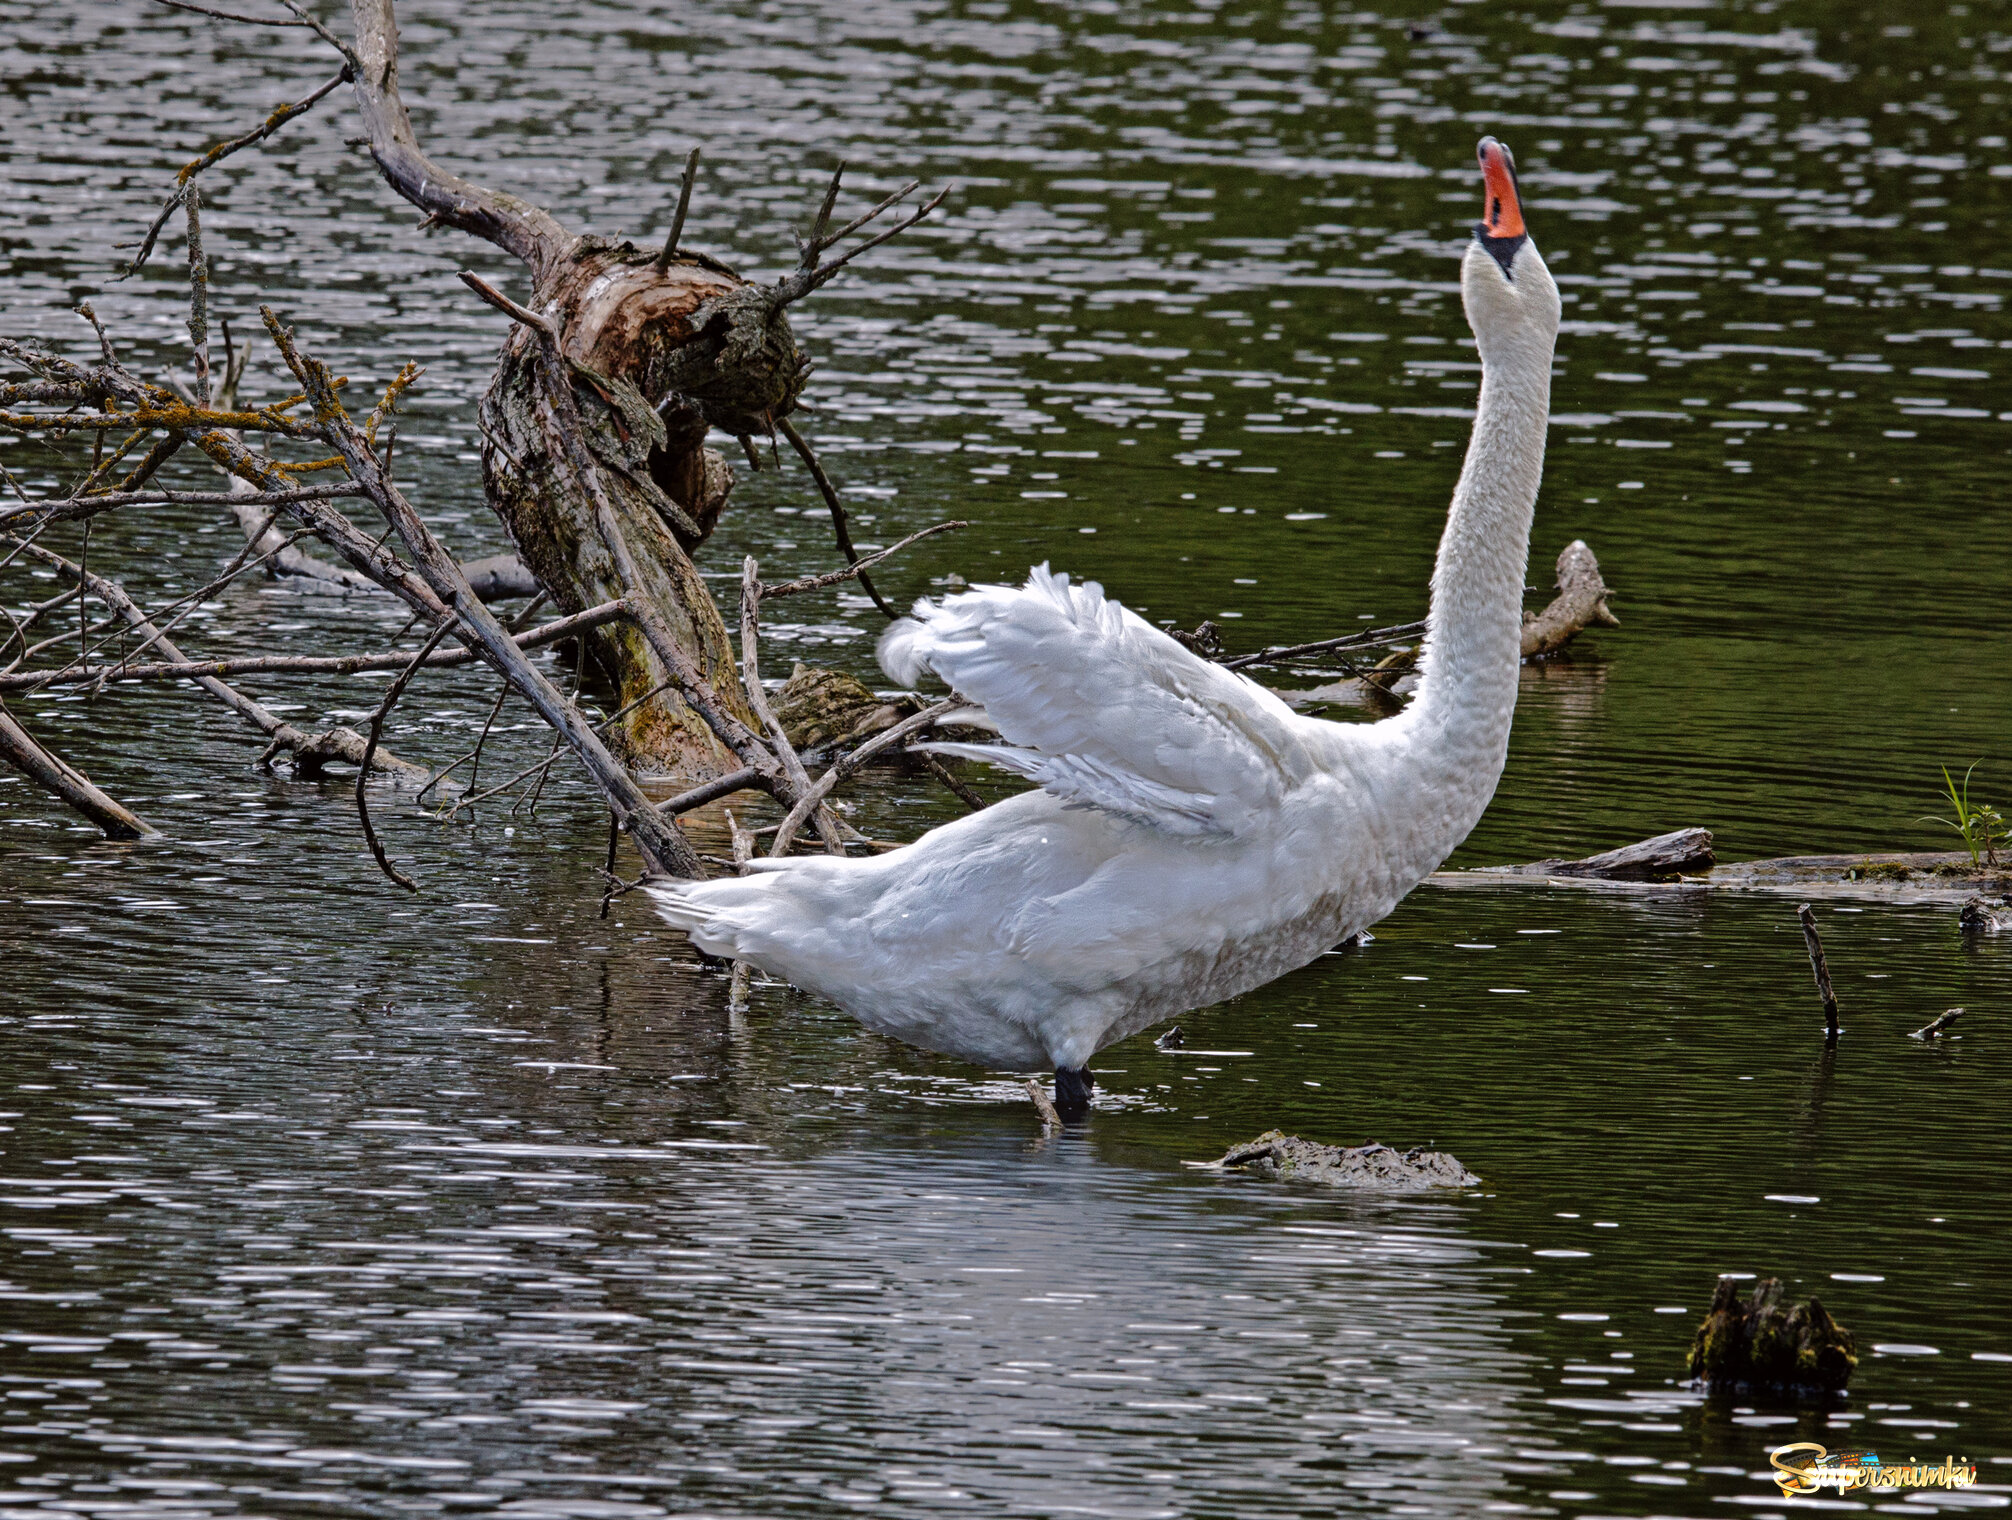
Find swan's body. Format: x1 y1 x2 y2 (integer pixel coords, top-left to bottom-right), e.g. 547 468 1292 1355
649 139 1561 1088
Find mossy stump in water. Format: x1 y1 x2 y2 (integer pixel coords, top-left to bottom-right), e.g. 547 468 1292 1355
1686 1275 1857 1393
773 664 917 755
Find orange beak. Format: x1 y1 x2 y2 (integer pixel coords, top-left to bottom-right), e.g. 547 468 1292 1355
1477 137 1525 240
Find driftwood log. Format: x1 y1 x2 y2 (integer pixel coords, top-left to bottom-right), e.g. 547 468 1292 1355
1436 832 2012 904
1484 826 1715 881
0 702 156 840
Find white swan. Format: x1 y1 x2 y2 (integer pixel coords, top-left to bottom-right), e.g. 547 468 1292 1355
649 138 1560 1112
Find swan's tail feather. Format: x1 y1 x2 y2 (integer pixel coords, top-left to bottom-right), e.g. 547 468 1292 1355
643 881 711 937
643 876 783 960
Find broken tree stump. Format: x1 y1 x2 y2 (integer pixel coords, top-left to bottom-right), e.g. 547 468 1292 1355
1686 1275 1856 1394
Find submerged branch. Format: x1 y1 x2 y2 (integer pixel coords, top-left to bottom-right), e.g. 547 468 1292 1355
0 700 157 839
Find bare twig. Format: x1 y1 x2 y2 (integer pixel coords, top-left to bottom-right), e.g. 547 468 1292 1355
773 184 949 305
148 0 314 27
1221 620 1429 673
771 698 971 857
1797 903 1840 1042
742 556 842 856
184 186 212 405
3 534 426 781
656 147 701 270
124 66 353 278
923 752 987 812
775 415 896 619
355 618 456 890
448 675 679 815
463 680 512 795
759 520 967 601
655 765 766 816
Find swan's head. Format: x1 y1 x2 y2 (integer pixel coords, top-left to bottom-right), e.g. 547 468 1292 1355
1460 137 1561 357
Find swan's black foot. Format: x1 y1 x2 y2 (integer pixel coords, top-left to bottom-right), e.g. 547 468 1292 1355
1054 1066 1095 1120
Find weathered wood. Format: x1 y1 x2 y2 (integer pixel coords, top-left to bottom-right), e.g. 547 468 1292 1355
0 703 156 839
1910 1007 1965 1040
1485 826 1715 881
1960 896 2010 933
265 309 707 876
472 275 764 777
1026 1080 1063 1131
347 0 569 280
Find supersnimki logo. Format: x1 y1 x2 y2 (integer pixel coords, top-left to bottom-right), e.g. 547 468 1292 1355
1770 1443 1978 1497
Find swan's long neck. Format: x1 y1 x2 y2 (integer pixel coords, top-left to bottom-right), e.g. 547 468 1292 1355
1383 293 1555 856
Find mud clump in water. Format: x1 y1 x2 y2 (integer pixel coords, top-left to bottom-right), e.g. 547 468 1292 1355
1213 1130 1478 1190
1686 1274 1857 1393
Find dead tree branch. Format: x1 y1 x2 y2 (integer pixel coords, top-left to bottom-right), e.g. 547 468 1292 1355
355 618 456 890
0 482 367 534
1220 620 1428 673
771 699 975 857
760 520 967 601
776 416 897 619
347 0 570 279
0 599 625 692
741 557 843 855
260 306 705 876
3 535 426 783
125 65 353 278
0 700 157 839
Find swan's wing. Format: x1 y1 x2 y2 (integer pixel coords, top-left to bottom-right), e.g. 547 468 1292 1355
878 564 1313 836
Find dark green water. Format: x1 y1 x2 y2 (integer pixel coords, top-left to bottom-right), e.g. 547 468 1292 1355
3 1 2009 1515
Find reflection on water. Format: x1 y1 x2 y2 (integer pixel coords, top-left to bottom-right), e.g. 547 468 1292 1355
4 0 2012 1514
